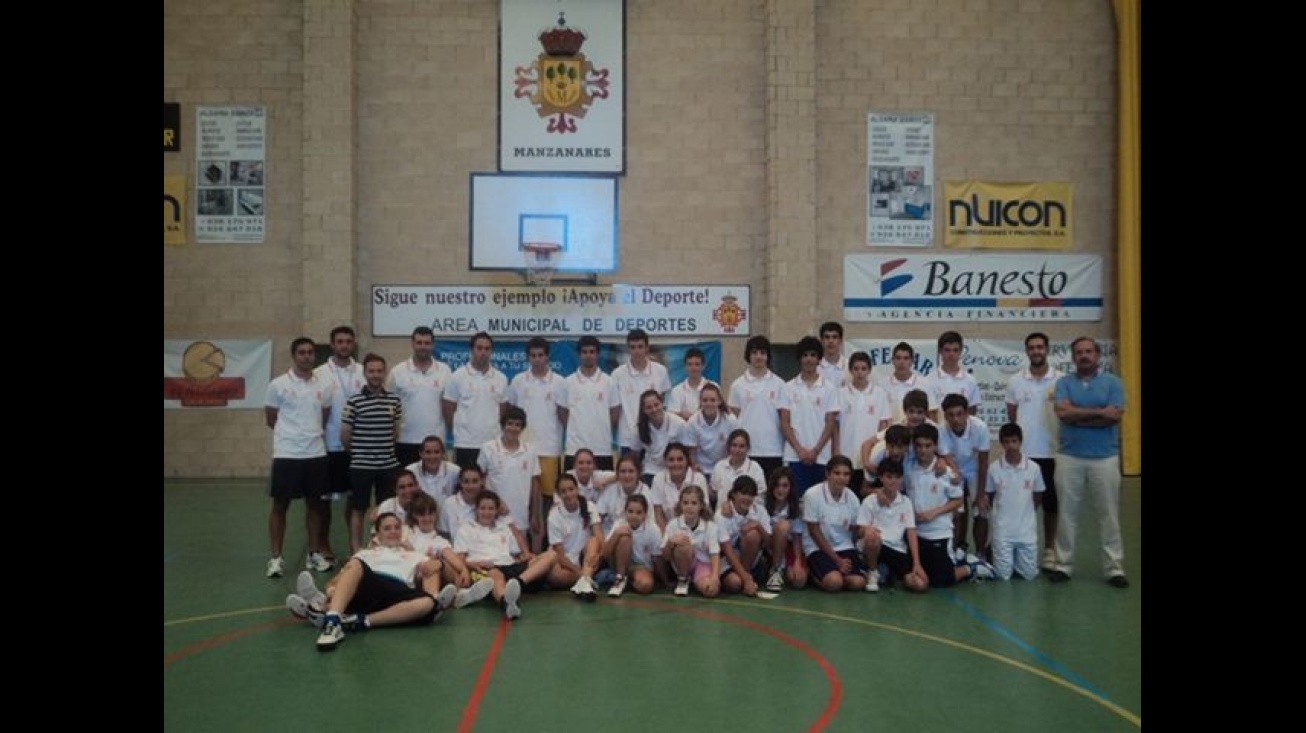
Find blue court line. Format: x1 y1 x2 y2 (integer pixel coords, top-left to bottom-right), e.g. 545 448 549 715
943 589 1112 702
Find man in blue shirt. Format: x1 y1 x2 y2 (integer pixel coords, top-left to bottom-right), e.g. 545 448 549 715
1048 337 1128 588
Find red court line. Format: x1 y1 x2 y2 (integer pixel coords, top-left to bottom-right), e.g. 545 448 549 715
164 617 297 669
457 618 513 733
621 599 843 732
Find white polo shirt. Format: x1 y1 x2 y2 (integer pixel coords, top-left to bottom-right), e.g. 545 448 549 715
709 458 767 505
662 516 726 564
715 500 773 544
439 492 480 538
560 368 620 457
265 370 336 459
444 363 508 449
818 354 848 388
938 414 991 484
905 458 963 541
406 460 460 500
314 359 365 452
568 469 616 503
881 371 937 423
352 545 425 586
800 482 862 556
728 370 789 458
548 499 602 564
409 528 453 559
454 519 520 565
387 358 452 445
612 360 671 449
649 468 708 521
507 369 564 456
856 491 915 554
1005 368 1059 459
839 381 892 468
987 455 1045 544
596 483 652 534
781 374 841 463
637 412 687 475
933 367 982 410
610 518 663 566
684 410 738 476
477 438 540 529
667 378 716 418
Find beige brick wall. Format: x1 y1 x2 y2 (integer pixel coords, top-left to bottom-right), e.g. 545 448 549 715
164 0 1119 477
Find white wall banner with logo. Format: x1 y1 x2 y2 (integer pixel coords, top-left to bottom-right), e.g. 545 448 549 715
847 338 1117 441
500 0 624 173
867 112 934 246
195 106 266 243
844 253 1103 322
372 285 749 338
164 340 272 409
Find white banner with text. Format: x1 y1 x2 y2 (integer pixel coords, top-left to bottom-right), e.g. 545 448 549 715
844 253 1103 322
372 285 750 338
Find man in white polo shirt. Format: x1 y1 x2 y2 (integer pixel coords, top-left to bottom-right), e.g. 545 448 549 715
933 331 981 416
310 324 365 571
386 326 452 468
508 337 564 514
264 337 337 579
1005 331 1061 570
443 331 508 469
612 329 671 456
559 335 621 471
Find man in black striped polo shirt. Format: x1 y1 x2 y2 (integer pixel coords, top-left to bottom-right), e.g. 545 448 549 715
342 353 404 554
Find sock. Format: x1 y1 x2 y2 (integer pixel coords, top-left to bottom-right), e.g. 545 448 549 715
356 614 369 629
324 612 341 626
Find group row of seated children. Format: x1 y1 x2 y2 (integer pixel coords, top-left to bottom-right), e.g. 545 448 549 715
287 417 1044 650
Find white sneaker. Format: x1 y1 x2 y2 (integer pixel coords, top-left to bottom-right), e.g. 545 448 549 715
865 571 880 593
952 545 968 564
286 594 323 627
970 561 997 581
503 579 522 620
316 621 345 650
571 575 598 602
1040 548 1057 571
296 571 326 608
266 556 285 578
455 577 494 609
436 584 458 611
608 574 627 598
305 552 334 573
765 567 785 592
674 577 690 597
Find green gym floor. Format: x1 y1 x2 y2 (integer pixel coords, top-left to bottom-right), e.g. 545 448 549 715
164 478 1141 732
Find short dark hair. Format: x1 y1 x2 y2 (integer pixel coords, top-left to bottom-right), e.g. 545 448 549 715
1024 332 1049 349
411 326 434 339
884 424 912 447
902 388 929 413
796 336 822 358
362 352 386 369
626 329 649 345
744 336 771 365
684 347 704 363
526 337 550 355
501 405 527 427
819 321 843 338
290 337 315 355
912 423 939 445
877 458 904 477
577 335 601 351
849 351 872 369
937 331 963 350
941 393 969 413
469 331 493 348
998 423 1024 442
329 325 355 341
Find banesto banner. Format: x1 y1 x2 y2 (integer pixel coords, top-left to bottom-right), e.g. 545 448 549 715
943 181 1072 250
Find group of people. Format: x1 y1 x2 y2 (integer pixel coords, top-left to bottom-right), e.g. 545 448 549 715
263 323 1128 651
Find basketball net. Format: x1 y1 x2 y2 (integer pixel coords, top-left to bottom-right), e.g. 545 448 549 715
521 242 561 287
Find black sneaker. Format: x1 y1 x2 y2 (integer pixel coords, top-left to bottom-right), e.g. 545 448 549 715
1107 575 1129 588
1047 570 1071 583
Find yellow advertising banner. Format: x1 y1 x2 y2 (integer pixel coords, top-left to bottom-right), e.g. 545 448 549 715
164 175 186 245
943 181 1072 250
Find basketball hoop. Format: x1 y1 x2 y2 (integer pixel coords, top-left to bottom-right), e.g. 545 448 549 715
521 242 562 286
